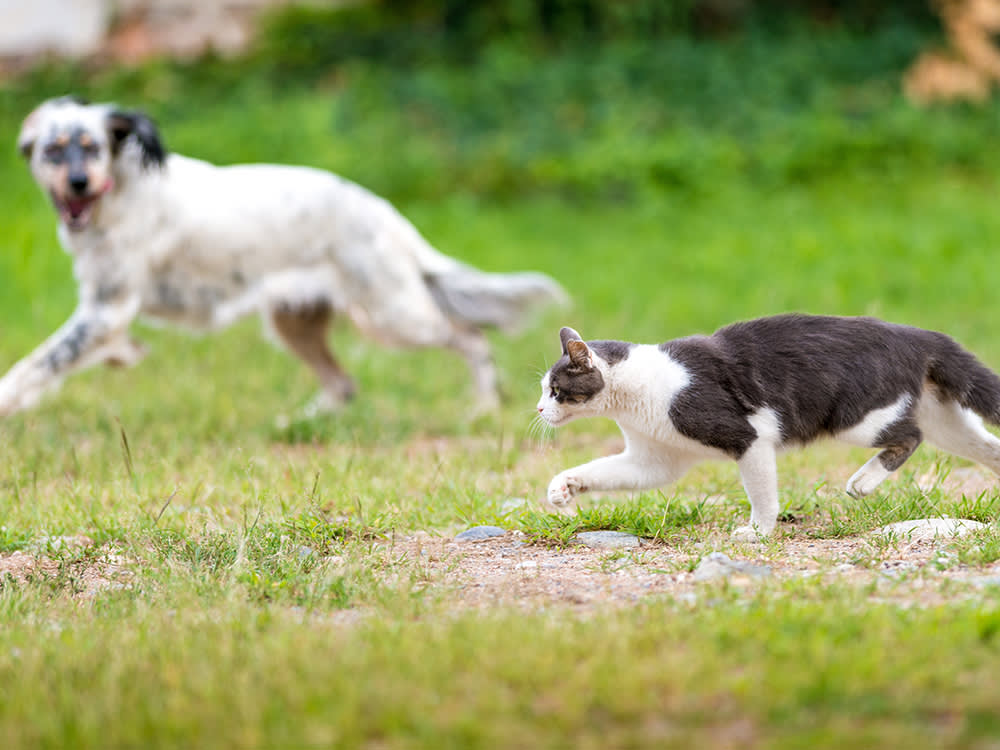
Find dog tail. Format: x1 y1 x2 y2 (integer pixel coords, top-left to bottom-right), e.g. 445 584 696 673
424 264 568 333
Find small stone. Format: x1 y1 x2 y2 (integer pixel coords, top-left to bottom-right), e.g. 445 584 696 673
571 531 642 549
454 525 506 542
872 518 987 542
932 551 957 568
692 552 771 582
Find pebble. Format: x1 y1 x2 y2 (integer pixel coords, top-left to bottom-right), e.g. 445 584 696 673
878 559 920 579
571 531 642 549
872 518 987 542
454 525 507 542
692 552 771 582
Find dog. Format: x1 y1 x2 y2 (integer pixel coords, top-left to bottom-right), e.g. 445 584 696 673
1 96 565 418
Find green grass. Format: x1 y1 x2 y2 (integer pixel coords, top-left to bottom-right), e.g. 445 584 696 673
3 20 1000 748
4 593 1000 749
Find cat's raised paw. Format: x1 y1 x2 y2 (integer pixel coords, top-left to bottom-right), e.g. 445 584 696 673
547 474 582 507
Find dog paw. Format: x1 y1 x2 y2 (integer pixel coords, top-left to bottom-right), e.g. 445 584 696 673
300 388 353 419
103 338 149 368
0 375 32 417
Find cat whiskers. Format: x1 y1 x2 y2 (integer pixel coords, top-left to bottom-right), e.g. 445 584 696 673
527 412 556 445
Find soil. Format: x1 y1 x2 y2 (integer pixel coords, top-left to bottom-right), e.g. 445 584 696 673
1 464 996 611
389 528 998 612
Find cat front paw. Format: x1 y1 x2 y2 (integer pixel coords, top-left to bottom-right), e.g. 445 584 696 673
731 524 770 543
547 474 583 508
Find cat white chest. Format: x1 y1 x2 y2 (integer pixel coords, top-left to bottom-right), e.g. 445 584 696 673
611 345 691 437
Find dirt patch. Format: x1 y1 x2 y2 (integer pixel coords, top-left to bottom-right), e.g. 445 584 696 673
386 528 1000 612
0 537 134 600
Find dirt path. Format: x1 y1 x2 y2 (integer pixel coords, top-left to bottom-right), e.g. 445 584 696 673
391 528 999 611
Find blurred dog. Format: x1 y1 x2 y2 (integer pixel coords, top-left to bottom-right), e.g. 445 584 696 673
1 96 566 417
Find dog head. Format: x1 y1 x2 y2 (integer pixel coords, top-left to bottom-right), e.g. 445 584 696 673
18 96 167 232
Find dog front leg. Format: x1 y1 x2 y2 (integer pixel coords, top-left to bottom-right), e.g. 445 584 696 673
0 299 140 415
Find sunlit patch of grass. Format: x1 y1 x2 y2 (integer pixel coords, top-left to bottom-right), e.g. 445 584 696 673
811 483 1000 541
950 526 1000 567
517 491 742 545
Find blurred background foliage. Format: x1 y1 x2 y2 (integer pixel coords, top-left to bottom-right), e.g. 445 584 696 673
2 0 988 206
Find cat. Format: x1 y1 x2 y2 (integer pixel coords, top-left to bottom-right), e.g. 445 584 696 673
535 314 1000 541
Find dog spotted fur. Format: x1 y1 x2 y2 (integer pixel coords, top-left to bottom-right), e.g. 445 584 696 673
1 96 565 417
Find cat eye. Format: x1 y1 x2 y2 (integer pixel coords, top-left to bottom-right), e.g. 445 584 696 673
550 386 560 398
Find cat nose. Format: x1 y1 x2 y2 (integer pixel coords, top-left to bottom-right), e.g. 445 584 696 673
537 406 543 413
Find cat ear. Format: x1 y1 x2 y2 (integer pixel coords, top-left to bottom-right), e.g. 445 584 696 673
566 339 594 370
559 327 583 355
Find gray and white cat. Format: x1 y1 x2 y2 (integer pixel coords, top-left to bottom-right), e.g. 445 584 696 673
536 314 1000 541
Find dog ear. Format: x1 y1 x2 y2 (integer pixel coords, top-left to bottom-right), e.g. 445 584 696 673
17 106 43 159
107 110 167 168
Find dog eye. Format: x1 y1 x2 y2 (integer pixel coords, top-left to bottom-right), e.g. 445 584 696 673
43 144 65 161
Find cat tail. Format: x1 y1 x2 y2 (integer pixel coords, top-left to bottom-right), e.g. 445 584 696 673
927 335 1000 425
423 264 568 333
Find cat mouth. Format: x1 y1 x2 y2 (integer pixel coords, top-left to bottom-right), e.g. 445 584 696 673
540 413 572 427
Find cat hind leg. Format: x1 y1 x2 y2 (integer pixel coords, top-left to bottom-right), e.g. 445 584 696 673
845 420 922 498
918 392 1000 474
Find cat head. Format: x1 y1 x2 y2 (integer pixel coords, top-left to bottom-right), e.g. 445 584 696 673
536 327 608 427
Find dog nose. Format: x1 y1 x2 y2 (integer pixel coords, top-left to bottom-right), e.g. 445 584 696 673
69 173 89 194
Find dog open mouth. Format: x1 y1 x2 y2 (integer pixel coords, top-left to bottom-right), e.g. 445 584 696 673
52 193 100 231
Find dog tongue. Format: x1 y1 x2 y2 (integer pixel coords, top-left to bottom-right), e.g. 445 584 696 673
67 198 90 218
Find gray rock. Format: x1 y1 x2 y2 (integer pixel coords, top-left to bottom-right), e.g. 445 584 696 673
873 518 987 542
571 531 642 549
692 552 771 582
454 525 507 542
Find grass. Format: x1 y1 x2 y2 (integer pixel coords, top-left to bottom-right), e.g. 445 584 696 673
3 20 1000 748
